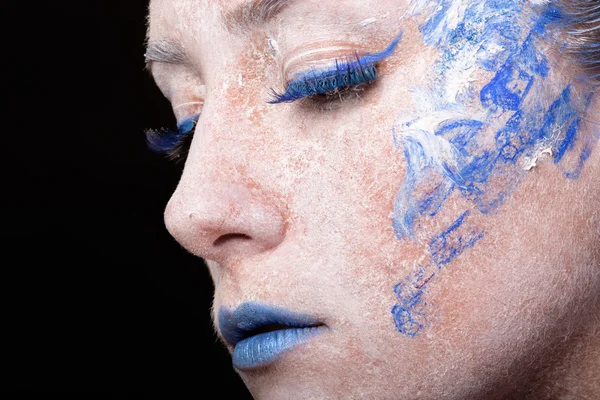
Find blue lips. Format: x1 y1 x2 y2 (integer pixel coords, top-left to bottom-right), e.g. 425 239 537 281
218 302 326 370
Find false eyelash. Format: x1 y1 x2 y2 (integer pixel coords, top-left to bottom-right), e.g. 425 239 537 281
268 55 380 104
268 32 403 104
145 115 199 162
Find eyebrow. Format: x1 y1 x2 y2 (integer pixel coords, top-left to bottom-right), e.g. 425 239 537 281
144 39 188 71
223 0 295 32
145 0 295 70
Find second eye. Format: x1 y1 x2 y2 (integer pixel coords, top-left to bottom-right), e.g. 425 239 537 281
146 114 200 162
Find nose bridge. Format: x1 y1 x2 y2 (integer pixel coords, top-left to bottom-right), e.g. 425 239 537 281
195 68 271 168
164 82 287 265
182 76 274 194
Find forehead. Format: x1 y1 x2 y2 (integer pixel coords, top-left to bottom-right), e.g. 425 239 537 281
146 0 413 39
147 0 282 36
147 0 212 40
149 0 243 16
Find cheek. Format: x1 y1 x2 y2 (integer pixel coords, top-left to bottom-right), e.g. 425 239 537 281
419 159 599 355
309 109 440 329
338 132 417 272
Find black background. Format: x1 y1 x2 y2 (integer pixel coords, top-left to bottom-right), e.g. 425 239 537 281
1 0 252 396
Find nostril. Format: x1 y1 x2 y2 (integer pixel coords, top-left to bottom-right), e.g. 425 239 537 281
213 233 252 247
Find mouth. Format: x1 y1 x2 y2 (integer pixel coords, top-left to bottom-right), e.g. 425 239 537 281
218 302 327 370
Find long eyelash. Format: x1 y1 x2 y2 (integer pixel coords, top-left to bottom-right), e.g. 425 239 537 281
268 32 403 104
268 55 379 104
145 115 199 162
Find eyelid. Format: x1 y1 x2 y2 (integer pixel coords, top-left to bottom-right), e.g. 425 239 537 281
174 101 204 109
281 33 402 85
282 44 360 83
173 100 205 123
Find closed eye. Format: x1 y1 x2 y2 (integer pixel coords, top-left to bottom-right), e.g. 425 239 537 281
268 54 380 104
268 32 403 104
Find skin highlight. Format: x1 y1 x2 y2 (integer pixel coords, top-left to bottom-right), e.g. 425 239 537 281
146 1 600 398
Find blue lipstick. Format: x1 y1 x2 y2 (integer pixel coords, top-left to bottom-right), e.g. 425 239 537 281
218 302 327 370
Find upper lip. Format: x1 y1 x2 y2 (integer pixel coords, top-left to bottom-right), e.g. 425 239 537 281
218 302 325 345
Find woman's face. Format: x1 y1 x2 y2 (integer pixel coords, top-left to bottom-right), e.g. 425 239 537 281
147 0 600 398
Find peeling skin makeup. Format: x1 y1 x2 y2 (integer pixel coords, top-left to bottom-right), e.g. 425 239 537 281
145 0 600 399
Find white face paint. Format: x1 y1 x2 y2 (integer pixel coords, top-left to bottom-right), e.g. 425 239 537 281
147 0 600 398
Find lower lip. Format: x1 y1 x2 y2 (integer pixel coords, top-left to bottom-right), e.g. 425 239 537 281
233 326 326 370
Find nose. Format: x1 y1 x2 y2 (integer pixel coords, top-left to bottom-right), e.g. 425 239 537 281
163 89 287 265
165 179 287 265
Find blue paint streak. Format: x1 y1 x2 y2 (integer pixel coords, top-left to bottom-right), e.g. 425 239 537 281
392 212 484 337
537 86 577 141
554 119 580 164
429 211 485 267
495 110 528 162
479 5 562 112
392 268 433 338
480 33 549 111
419 180 455 218
422 0 525 73
442 120 499 187
392 127 462 240
359 32 404 65
392 133 422 240
565 143 593 180
420 0 454 46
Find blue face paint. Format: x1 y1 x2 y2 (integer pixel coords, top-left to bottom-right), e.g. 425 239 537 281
390 1 597 337
392 268 433 338
565 143 594 180
393 211 484 337
429 211 485 267
421 0 524 72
